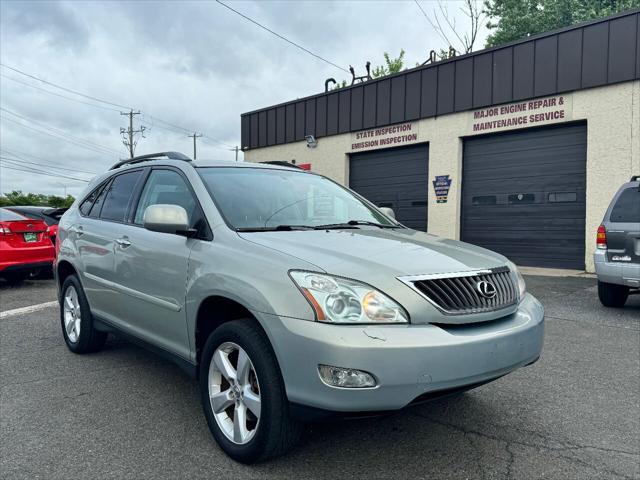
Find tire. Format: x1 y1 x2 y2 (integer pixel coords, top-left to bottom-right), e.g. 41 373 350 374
598 281 629 308
60 275 107 353
199 319 302 463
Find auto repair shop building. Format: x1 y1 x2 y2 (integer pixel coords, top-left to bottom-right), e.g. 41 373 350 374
241 10 640 272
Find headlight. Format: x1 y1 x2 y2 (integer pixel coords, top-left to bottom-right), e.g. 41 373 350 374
507 261 526 300
290 271 409 324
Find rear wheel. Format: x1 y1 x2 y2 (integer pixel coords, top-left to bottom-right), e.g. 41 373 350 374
60 275 107 353
199 319 302 463
598 281 629 307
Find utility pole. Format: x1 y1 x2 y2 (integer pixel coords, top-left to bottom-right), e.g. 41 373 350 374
228 145 240 161
120 110 146 158
188 132 203 159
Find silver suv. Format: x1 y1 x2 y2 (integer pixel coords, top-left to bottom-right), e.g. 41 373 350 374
55 152 544 463
595 176 640 307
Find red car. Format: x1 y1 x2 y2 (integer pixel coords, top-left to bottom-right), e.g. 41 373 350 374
0 208 55 284
6 206 67 246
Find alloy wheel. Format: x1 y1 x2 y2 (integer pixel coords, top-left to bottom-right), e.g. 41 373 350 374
63 285 81 343
208 342 261 445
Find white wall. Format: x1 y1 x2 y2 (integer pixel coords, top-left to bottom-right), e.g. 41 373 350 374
245 80 640 272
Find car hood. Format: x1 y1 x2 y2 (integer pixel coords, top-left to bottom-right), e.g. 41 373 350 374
238 227 507 280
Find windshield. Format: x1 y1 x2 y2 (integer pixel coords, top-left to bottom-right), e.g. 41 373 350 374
198 167 397 230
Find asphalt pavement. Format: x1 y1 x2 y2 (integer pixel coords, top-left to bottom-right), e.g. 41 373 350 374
1 276 638 479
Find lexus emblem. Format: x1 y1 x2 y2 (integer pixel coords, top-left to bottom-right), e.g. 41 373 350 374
476 280 497 299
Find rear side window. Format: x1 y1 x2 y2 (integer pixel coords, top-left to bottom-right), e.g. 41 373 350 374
610 188 640 223
80 187 101 216
100 171 143 222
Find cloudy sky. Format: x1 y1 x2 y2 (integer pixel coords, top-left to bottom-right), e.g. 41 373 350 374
0 0 489 197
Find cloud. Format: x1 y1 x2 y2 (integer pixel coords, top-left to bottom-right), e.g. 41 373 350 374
0 0 488 197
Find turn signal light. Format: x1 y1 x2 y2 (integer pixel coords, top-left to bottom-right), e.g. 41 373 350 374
596 225 607 249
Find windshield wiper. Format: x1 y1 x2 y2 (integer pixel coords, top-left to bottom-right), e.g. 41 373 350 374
314 220 402 230
236 225 315 232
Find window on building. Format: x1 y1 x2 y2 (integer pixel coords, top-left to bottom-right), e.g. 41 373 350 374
508 193 535 204
548 192 577 203
472 195 497 206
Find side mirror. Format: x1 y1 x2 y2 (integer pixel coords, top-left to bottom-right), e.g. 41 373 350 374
143 204 190 235
379 206 396 220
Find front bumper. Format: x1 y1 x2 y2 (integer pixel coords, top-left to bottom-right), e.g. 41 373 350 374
261 293 544 413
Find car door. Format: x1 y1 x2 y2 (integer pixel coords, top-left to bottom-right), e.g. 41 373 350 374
73 178 116 319
111 167 207 359
76 169 144 323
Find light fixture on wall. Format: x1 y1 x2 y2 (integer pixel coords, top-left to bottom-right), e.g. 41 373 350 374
305 135 318 149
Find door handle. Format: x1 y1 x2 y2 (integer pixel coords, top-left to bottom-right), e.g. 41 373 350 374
69 225 84 236
115 237 131 248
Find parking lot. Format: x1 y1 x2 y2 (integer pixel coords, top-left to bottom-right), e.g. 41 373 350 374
1 275 638 480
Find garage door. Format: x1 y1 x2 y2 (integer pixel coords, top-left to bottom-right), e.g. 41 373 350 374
462 123 587 269
350 144 429 231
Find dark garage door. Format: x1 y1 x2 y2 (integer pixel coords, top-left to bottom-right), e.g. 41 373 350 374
350 144 429 231
462 123 587 269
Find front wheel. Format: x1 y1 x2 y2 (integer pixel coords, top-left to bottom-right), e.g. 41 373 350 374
597 281 629 307
199 319 302 463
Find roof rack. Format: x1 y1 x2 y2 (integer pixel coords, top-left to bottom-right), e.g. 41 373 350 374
631 175 639 182
110 151 192 170
260 161 304 170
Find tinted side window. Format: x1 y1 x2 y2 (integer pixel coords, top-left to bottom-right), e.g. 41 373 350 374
610 188 640 223
89 183 110 218
80 185 104 216
100 171 142 222
134 170 197 225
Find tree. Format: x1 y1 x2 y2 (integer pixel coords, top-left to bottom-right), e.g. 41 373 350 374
333 50 406 89
0 190 75 208
484 0 640 47
371 50 406 78
420 0 484 56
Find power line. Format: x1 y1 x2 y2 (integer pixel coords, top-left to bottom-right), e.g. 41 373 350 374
0 73 122 112
215 0 349 74
0 153 99 175
0 115 118 157
0 63 132 110
1 63 238 148
1 107 121 155
1 157 92 181
0 161 90 183
0 147 102 173
144 114 234 148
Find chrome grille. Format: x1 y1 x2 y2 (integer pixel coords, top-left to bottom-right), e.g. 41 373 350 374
401 267 518 315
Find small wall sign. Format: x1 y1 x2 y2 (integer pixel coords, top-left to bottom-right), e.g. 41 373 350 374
468 94 572 135
350 122 419 152
432 175 452 203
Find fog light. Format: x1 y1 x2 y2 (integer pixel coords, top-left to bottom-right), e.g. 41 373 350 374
318 364 376 388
